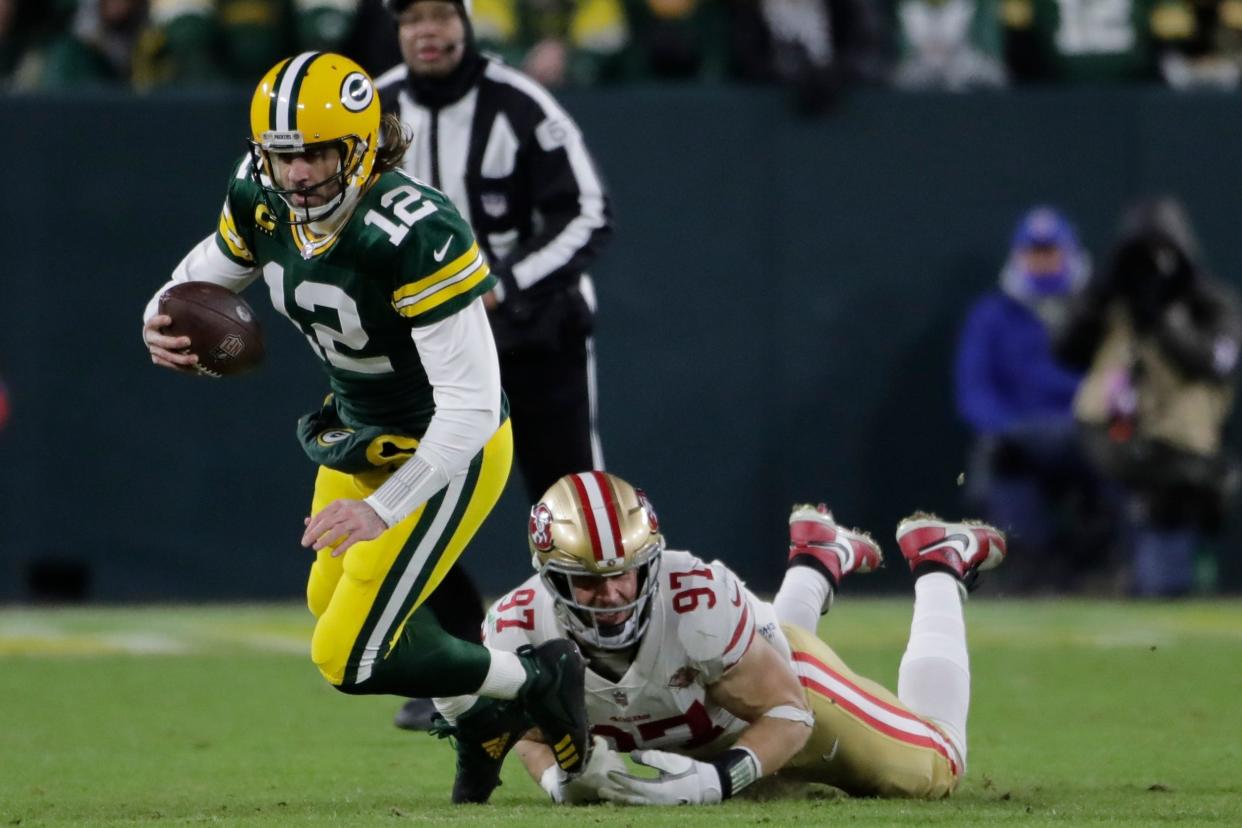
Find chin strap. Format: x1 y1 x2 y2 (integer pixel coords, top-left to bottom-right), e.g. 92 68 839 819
307 182 363 233
284 168 363 225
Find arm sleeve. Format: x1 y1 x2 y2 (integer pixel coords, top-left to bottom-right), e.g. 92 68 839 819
142 234 262 326
410 297 503 471
498 100 613 295
364 298 503 526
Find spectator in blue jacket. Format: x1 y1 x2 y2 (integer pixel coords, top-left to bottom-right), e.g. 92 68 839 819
955 206 1105 589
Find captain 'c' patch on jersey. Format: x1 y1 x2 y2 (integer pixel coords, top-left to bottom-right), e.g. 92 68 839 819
391 242 490 320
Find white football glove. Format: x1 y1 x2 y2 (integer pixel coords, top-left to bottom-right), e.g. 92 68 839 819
600 749 723 805
540 736 627 804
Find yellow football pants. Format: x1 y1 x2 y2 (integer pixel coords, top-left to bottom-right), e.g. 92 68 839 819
781 624 962 799
305 420 513 690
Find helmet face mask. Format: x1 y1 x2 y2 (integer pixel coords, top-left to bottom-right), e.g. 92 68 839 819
539 542 662 650
248 52 380 226
248 137 361 224
529 473 666 651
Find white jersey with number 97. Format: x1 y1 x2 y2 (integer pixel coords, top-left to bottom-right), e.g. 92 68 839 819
484 549 791 759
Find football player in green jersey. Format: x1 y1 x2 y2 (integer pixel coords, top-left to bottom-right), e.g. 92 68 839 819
140 52 591 791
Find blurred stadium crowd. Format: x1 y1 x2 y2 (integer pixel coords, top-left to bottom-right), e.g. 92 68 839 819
5 0 1242 100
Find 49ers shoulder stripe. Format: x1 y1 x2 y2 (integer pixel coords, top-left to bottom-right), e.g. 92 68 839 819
568 471 625 564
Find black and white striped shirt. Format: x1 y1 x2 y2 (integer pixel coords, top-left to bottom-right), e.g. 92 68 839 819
376 58 612 328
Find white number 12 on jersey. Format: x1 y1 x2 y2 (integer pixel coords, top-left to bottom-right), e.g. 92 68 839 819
363 185 438 246
263 262 394 374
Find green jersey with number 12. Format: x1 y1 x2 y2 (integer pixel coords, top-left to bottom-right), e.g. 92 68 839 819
214 155 496 433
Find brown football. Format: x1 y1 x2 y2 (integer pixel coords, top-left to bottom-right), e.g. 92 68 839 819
158 281 264 378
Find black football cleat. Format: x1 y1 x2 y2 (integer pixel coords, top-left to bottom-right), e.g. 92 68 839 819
518 639 591 776
433 698 533 804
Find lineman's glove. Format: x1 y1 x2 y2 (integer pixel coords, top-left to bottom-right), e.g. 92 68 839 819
601 749 723 805
540 736 627 804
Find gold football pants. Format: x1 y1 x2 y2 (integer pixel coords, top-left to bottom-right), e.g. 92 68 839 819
305 420 513 692
781 624 962 799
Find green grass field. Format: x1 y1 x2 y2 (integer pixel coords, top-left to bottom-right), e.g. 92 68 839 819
2 599 1239 826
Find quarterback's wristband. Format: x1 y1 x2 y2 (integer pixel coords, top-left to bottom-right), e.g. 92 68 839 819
365 454 449 527
710 747 761 800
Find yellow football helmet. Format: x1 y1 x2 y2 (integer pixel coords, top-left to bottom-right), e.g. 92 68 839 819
247 52 380 224
529 472 665 649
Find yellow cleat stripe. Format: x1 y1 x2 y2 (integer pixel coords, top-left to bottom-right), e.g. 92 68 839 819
481 734 510 759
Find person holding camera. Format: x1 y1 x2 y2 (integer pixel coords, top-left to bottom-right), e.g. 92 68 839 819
1058 197 1241 596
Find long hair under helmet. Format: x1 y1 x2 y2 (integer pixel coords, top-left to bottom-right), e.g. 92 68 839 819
248 52 380 225
529 472 665 650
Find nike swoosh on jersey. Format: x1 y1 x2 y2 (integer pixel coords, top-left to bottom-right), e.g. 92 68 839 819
916 533 971 558
433 236 453 262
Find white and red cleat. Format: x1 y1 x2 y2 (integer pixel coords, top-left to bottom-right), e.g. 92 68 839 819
788 504 883 587
895 512 1006 581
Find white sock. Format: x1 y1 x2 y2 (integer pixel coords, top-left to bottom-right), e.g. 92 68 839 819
897 573 971 765
477 648 528 699
433 694 478 725
773 565 833 634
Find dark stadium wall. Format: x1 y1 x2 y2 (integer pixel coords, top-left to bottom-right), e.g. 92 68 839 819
1 87 1240 601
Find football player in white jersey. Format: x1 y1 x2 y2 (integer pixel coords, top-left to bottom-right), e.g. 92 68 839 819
435 470 1006 805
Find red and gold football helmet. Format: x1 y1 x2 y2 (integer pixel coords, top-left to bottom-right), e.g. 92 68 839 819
529 472 665 649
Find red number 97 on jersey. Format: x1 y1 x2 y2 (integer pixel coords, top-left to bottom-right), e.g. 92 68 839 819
495 588 537 632
669 567 716 614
